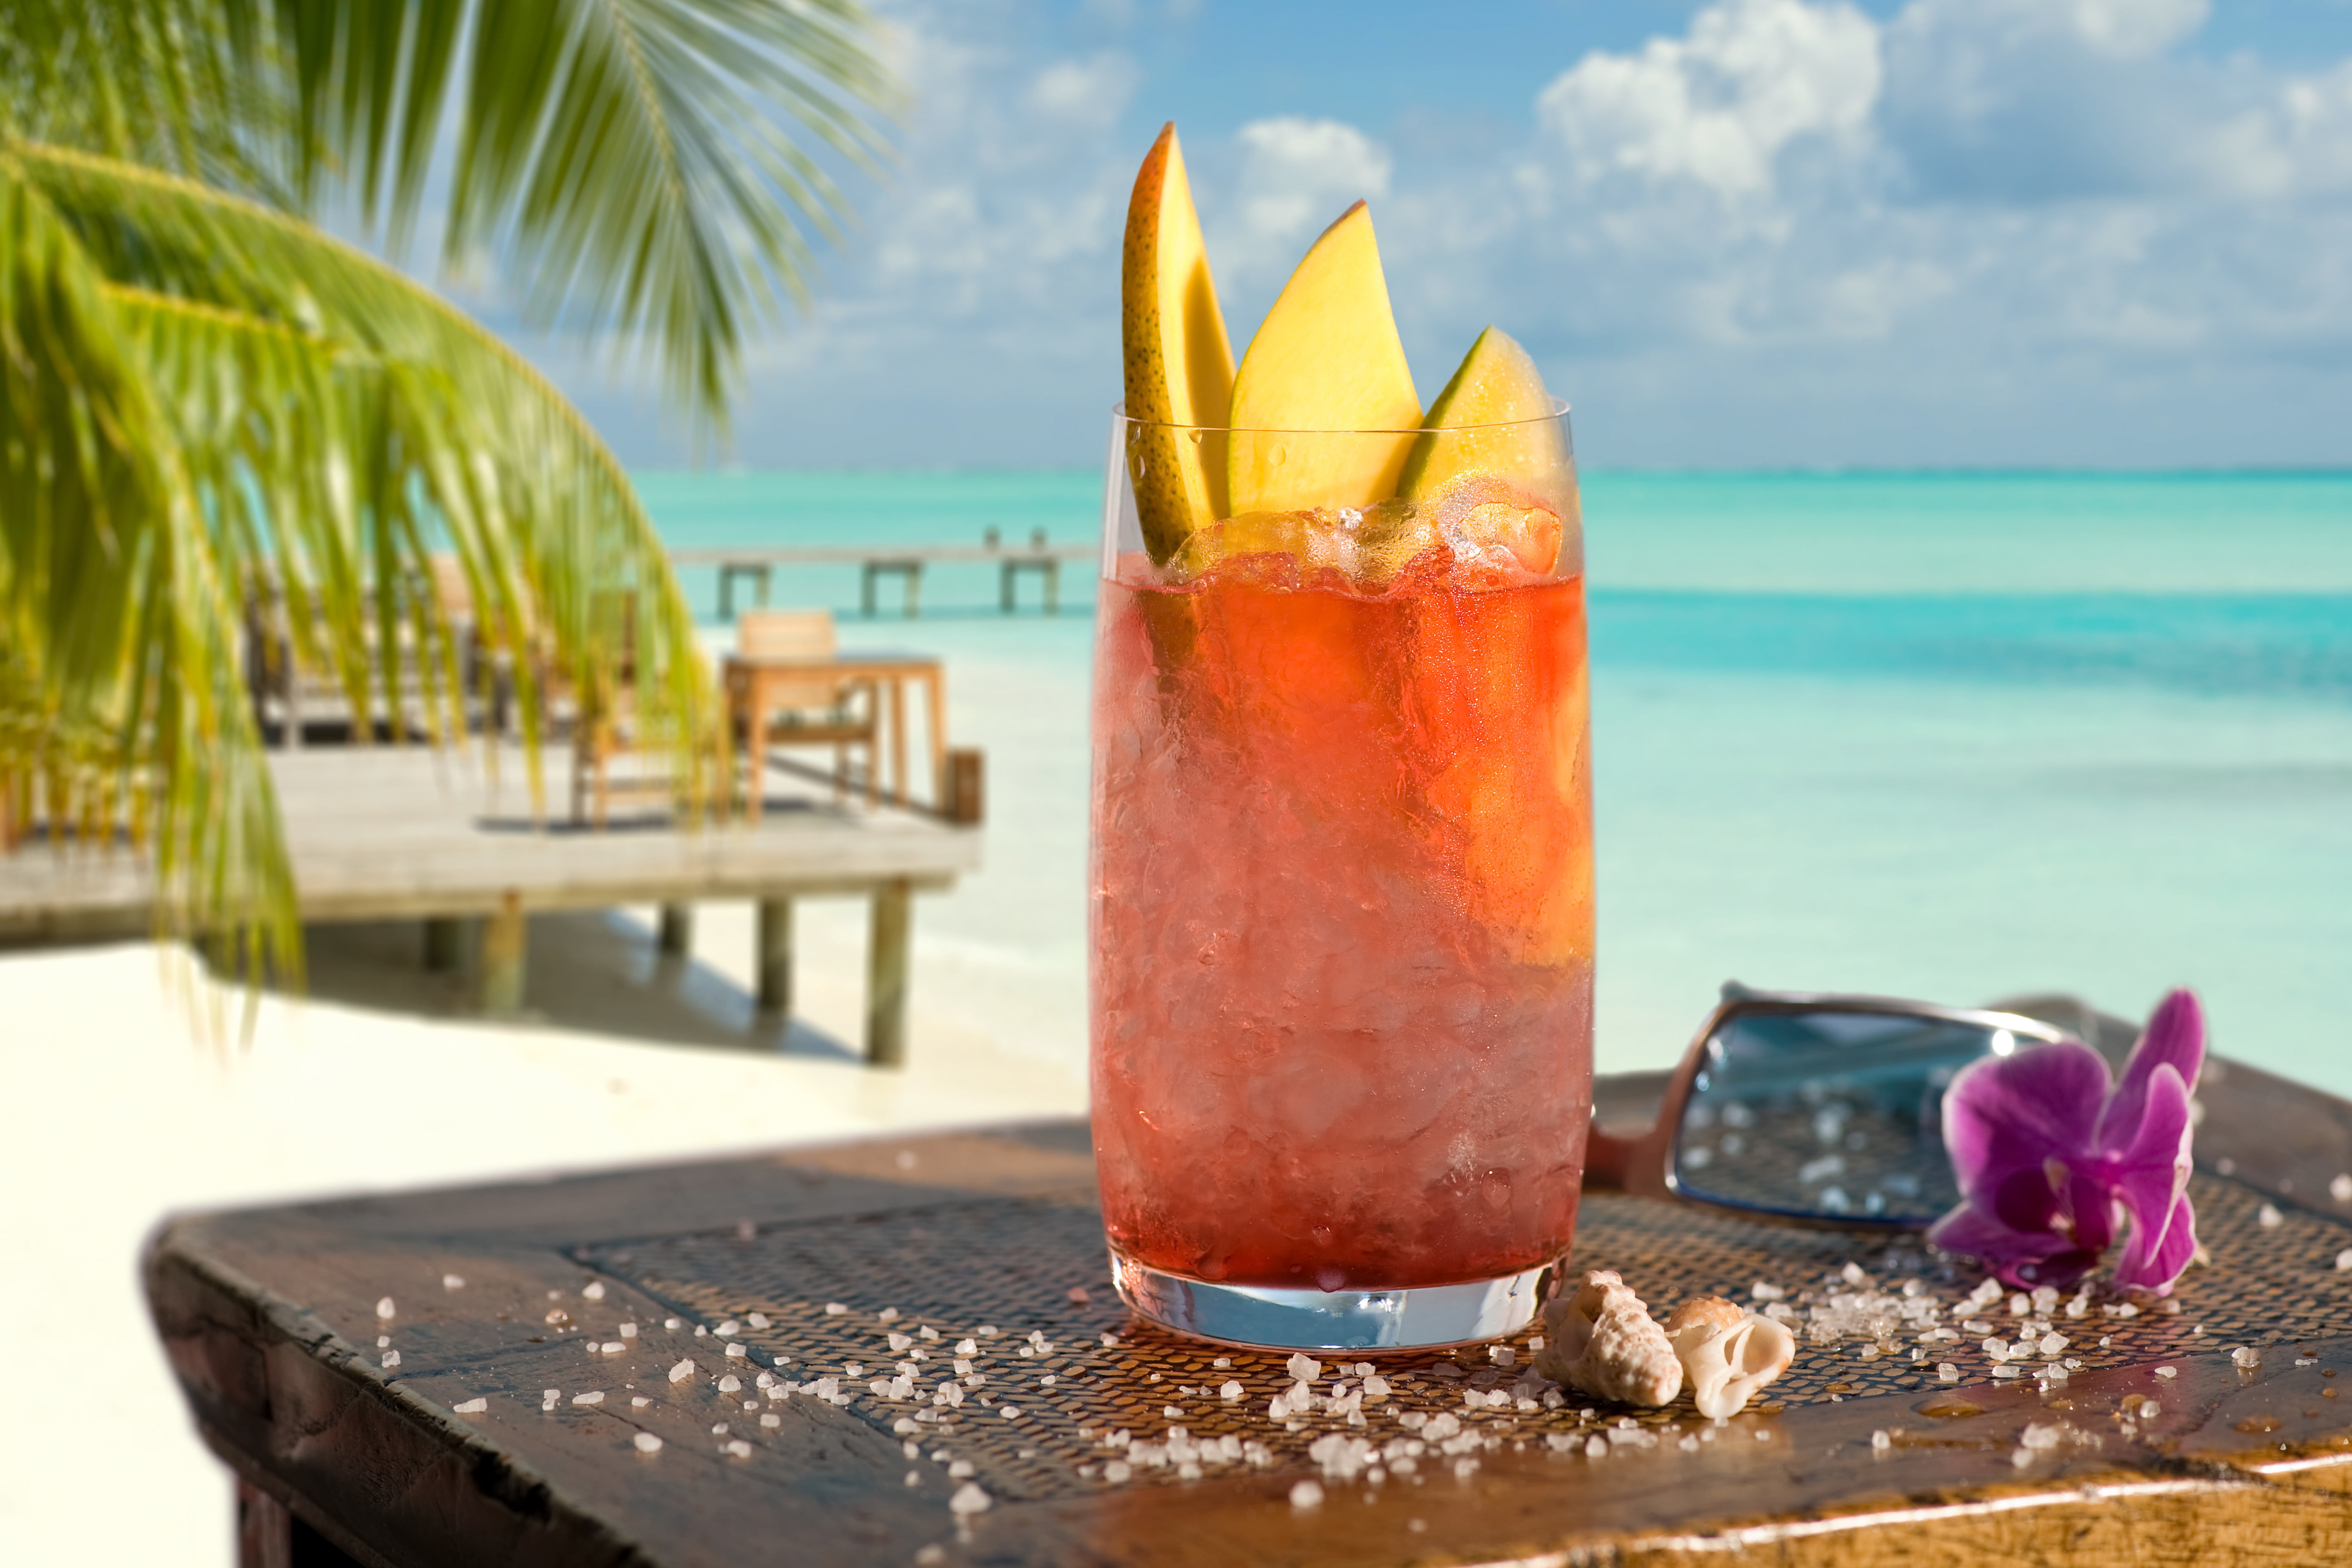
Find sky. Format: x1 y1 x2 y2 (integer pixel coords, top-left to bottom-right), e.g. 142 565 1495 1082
513 0 2352 471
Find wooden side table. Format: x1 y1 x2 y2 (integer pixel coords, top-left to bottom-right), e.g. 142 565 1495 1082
727 651 946 819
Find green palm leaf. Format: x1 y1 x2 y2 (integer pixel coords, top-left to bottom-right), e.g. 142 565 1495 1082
1 138 725 983
0 1 896 995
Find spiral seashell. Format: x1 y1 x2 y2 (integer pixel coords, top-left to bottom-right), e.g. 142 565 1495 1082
1534 1269 1683 1407
1664 1295 1797 1418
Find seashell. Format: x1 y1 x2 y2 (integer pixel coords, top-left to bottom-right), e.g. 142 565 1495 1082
1665 1295 1796 1419
1663 1296 1745 1336
1534 1269 1682 1406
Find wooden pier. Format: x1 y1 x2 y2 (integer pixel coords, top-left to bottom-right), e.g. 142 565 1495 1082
671 541 1095 618
0 745 980 1064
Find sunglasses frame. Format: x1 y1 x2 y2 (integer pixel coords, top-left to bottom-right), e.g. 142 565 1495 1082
1583 984 2080 1230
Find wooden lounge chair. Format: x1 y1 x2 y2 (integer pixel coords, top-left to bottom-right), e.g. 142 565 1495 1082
727 609 880 811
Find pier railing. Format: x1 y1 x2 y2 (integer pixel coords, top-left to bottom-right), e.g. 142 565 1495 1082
669 540 1094 618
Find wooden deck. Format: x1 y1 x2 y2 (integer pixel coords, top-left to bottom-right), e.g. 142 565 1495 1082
0 744 981 1062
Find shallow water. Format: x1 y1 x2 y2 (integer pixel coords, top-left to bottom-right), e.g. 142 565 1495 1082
639 470 2352 1096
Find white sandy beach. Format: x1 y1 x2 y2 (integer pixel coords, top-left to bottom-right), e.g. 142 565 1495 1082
0 625 1093 1567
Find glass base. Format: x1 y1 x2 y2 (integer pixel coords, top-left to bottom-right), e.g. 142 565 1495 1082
1108 1250 1559 1352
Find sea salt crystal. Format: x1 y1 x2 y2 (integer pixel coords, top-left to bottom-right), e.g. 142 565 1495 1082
726 1344 746 1360
1842 1263 1867 1286
726 1440 752 1458
2142 1402 2162 1419
1363 1375 1390 1398
633 1433 662 1454
2039 1333 2069 1357
2335 1248 2352 1272
976 1326 1000 1337
1221 1381 1244 1401
949 1482 993 1515
573 1391 604 1405
1103 1460 1133 1484
2008 1293 2030 1316
376 1297 396 1319
442 1275 465 1291
824 1303 848 1316
2333 1174 2352 1204
664 1318 681 1330
1213 1357 1232 1369
2232 1346 2262 1368
1000 1406 1022 1419
1983 1338 2012 1361
2155 1365 2177 1378
1585 1436 1608 1457
632 1396 651 1408
1870 1430 1891 1450
1289 1480 1325 1509
879 1308 901 1323
583 1282 606 1300
956 1339 978 1355
2259 1204 2284 1229
1287 1353 1324 1383
378 1336 391 1348
601 1342 624 1355
381 1351 402 1369
1751 1281 1786 1301
454 1398 488 1414
619 1324 638 1339
748 1313 771 1329
1937 1363 1960 1382
1488 1346 1516 1368
668 1359 694 1384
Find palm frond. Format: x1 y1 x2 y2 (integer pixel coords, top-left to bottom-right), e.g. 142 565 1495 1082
0 138 724 978
280 0 900 424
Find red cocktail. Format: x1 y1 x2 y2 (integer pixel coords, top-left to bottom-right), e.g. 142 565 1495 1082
1090 414 1594 1348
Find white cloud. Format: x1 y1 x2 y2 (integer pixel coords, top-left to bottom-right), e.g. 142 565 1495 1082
1026 52 1138 127
1535 0 1880 198
1217 116 1393 281
538 0 2352 469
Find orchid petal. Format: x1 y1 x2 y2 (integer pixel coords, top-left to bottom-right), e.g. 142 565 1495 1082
2100 1065 2198 1292
1928 1200 2100 1289
1941 1041 2111 1196
2097 988 2204 1153
2114 1192 2199 1294
2057 1163 2121 1258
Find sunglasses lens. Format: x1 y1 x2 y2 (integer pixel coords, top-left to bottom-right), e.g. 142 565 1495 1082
1672 1009 2022 1224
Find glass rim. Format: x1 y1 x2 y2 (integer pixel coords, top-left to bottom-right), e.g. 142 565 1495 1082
1111 397 1570 436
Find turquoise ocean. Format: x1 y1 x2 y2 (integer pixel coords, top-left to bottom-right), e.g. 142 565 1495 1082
634 470 2352 1096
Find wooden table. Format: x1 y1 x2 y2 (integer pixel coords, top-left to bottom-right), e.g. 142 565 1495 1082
726 651 947 820
148 1028 2352 1567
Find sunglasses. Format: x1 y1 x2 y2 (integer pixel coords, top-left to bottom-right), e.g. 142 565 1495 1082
1583 983 2079 1228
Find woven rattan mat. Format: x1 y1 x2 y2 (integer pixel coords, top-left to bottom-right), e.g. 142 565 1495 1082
574 1174 2352 1504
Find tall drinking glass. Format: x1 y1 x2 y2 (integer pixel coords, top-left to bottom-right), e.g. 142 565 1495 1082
1089 406 1594 1350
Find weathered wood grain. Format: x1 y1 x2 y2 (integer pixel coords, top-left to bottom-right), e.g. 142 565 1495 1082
148 1061 2352 1568
0 743 977 938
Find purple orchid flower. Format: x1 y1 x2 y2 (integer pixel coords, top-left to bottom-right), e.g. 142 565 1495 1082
1927 989 2205 1294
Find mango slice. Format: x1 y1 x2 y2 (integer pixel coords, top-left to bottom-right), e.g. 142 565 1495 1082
1122 123 1235 563
1397 327 1561 499
1226 202 1421 515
